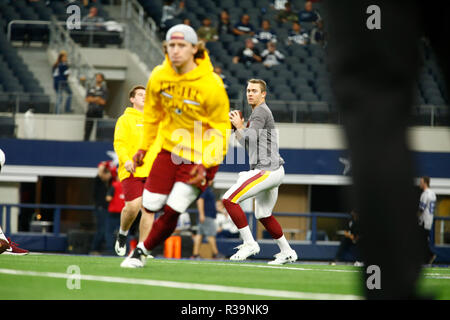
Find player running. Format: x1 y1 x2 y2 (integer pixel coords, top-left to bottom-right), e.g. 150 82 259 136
223 79 298 265
113 85 162 256
120 24 230 268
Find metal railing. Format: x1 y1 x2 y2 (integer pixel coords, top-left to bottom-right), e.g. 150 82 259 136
0 203 95 236
0 112 116 141
0 92 51 114
229 99 449 126
2 203 449 247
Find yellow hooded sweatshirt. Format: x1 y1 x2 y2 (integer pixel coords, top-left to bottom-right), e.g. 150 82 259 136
141 51 230 168
114 107 162 181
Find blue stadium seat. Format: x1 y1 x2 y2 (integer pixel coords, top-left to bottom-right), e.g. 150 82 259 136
291 101 310 123
29 93 50 113
268 102 292 123
310 102 330 123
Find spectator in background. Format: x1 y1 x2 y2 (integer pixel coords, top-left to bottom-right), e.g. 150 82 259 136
253 19 277 45
182 18 191 26
160 0 185 32
192 185 224 259
298 0 321 24
52 50 72 113
286 21 309 46
197 17 218 42
215 200 239 239
105 167 124 255
214 66 231 90
418 176 437 264
333 210 361 265
81 6 104 31
84 73 108 141
276 2 299 24
90 160 114 255
310 19 325 45
217 9 233 37
270 0 289 11
261 41 285 68
232 37 262 66
232 14 255 37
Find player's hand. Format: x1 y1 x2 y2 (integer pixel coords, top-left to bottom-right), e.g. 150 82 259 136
124 160 135 173
229 110 244 130
187 164 207 188
132 149 147 169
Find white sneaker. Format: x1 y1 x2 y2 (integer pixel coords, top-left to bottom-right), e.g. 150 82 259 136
268 249 298 265
230 242 260 261
115 234 127 257
120 248 147 268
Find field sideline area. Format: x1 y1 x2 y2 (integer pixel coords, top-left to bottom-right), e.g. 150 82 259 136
0 253 449 300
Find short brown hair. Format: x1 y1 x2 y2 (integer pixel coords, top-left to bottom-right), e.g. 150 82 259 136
129 85 145 99
247 79 267 92
421 176 430 187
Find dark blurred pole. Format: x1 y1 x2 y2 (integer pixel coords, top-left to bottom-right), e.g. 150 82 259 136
323 0 450 299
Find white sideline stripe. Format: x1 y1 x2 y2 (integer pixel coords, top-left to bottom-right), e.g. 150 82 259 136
153 260 450 279
153 260 450 280
0 268 362 300
152 260 360 273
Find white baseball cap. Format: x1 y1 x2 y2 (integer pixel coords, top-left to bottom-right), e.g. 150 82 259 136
166 24 198 45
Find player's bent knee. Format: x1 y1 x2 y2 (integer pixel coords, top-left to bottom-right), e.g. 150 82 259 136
255 209 272 220
125 198 142 214
166 182 200 213
142 189 168 212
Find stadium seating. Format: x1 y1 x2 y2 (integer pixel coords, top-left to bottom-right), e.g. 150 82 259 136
0 31 49 113
133 0 448 124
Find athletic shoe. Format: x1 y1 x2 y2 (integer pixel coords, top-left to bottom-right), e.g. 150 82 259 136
120 247 147 268
230 242 260 261
0 239 10 254
115 234 127 256
3 238 29 255
354 261 364 267
268 249 298 265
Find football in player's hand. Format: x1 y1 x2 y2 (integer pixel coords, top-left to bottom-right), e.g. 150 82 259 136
230 110 243 130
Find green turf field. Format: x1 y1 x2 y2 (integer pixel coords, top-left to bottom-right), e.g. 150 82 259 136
0 254 449 300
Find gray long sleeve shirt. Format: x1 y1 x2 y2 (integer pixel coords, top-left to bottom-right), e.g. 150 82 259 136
236 102 284 171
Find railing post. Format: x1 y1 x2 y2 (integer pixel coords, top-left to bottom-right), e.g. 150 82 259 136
53 208 61 236
311 213 317 244
5 205 11 235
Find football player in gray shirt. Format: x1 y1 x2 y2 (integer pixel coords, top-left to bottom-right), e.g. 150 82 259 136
222 79 297 265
